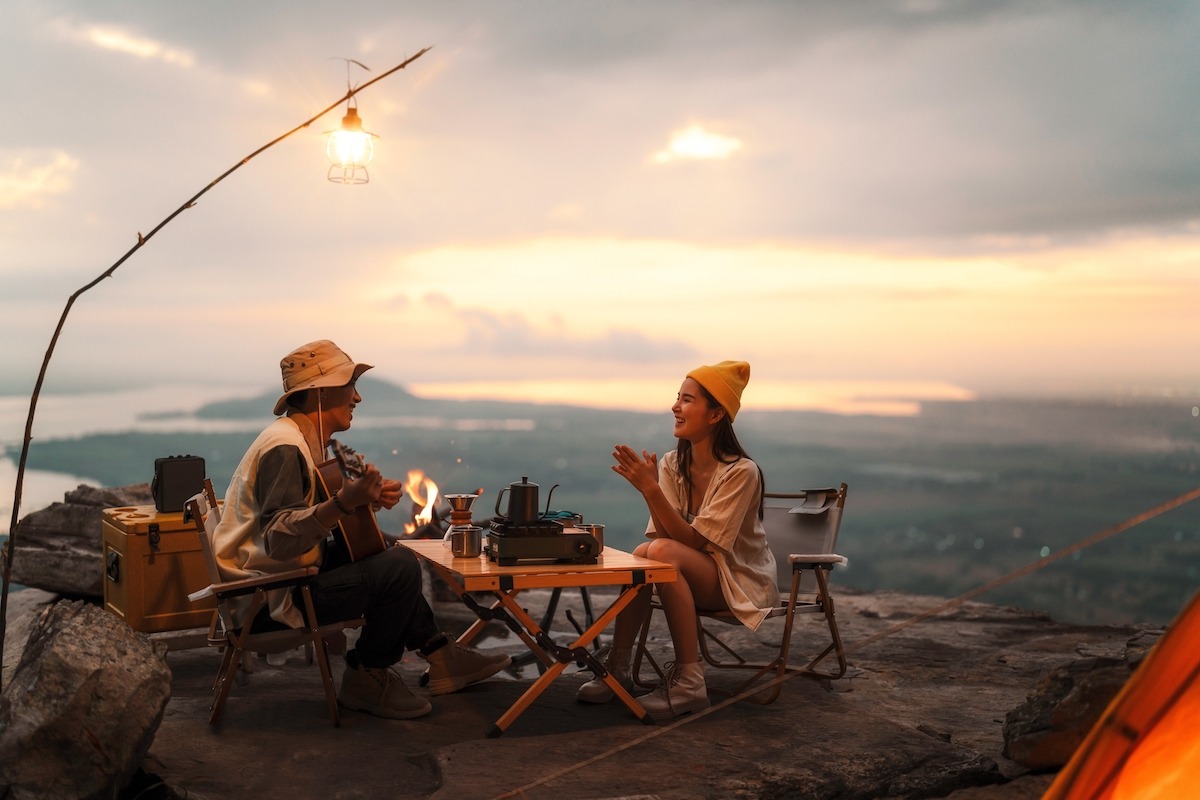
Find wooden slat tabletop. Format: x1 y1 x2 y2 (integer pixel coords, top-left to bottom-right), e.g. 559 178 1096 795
401 540 677 592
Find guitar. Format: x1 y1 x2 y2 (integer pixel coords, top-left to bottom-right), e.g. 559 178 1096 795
315 438 388 562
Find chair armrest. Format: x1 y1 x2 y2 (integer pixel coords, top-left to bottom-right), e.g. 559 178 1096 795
789 554 848 568
207 567 320 599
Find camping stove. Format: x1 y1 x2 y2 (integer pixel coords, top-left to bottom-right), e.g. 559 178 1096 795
486 518 599 566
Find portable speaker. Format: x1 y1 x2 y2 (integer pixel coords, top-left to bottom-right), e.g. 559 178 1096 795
151 455 206 513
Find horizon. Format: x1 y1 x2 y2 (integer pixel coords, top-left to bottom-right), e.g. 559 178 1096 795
3 380 1199 464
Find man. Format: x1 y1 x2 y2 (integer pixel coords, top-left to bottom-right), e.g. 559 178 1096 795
211 339 510 719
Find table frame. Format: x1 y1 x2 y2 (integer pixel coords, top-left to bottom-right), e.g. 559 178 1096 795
402 541 677 736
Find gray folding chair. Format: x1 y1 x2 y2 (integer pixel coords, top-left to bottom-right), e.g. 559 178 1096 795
633 483 849 704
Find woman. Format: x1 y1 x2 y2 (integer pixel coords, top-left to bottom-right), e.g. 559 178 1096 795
577 360 777 718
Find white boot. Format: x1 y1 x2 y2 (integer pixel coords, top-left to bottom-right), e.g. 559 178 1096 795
636 661 709 719
576 647 632 704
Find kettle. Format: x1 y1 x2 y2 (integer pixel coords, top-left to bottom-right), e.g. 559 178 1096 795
495 476 558 525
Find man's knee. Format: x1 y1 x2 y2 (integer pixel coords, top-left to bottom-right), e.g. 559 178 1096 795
376 545 423 587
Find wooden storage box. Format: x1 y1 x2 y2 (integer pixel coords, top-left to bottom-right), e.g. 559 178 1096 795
102 504 217 633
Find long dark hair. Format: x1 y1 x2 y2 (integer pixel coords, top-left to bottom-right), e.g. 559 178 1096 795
676 383 765 519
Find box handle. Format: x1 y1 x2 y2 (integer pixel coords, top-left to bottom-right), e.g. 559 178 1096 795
105 551 121 583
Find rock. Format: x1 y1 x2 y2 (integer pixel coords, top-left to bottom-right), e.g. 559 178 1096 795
1002 649 1145 769
138 587 1154 800
64 484 155 509
1 588 59 687
0 599 171 800
10 483 152 597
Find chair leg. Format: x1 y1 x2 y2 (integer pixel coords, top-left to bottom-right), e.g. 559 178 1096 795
211 643 236 692
802 569 847 679
698 619 749 668
737 572 804 704
299 586 342 727
702 568 806 705
209 642 245 725
313 635 341 727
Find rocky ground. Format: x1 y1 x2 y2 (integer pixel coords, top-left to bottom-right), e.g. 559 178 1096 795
4 579 1151 800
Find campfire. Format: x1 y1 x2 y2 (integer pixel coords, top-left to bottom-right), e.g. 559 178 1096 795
402 469 440 537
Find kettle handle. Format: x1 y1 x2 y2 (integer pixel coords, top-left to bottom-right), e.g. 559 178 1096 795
495 487 510 519
540 483 560 519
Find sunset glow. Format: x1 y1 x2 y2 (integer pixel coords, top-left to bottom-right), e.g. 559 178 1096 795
0 2 1197 417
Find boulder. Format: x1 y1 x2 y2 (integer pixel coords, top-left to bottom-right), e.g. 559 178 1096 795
10 483 152 597
0 599 171 800
1 588 58 687
1002 650 1145 769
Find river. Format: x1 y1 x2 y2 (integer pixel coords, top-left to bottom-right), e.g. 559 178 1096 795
0 384 260 535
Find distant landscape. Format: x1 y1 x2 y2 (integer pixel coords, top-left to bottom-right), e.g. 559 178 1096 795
8 377 1200 627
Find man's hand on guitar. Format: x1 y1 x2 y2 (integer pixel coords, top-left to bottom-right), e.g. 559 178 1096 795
341 464 383 509
377 477 403 510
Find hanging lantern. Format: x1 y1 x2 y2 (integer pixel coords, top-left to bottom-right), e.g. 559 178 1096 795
326 104 377 185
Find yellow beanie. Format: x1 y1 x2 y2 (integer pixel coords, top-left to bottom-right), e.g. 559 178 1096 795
686 360 751 421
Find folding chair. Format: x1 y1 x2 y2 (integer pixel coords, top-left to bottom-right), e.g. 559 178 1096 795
184 479 362 726
633 483 849 704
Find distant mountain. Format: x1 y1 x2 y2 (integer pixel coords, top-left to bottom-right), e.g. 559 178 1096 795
191 376 660 424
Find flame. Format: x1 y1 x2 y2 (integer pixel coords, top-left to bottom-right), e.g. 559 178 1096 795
402 469 439 535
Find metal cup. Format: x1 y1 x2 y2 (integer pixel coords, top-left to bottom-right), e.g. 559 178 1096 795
444 524 483 558
578 523 604 552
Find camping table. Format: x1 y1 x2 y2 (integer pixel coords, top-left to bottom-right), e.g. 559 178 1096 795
403 540 677 736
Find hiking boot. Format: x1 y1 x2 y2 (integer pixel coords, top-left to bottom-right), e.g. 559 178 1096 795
423 638 511 696
576 647 633 704
338 664 432 719
636 661 709 719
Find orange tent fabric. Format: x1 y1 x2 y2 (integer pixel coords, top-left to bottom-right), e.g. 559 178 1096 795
1044 589 1200 799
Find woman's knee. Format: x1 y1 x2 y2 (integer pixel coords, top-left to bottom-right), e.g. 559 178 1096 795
644 537 688 563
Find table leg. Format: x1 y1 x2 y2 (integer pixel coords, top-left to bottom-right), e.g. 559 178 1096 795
423 562 555 669
488 583 655 736
458 589 523 645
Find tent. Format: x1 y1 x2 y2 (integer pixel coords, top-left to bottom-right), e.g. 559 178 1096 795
1043 588 1200 799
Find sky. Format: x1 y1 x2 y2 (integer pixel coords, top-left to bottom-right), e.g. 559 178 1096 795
2 0 1199 426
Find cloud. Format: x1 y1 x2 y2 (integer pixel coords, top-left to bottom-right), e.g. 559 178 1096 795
386 296 694 366
53 18 195 68
454 305 692 362
0 151 79 210
651 124 744 164
239 78 273 97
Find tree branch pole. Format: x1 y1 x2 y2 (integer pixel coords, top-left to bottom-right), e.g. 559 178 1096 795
0 47 431 682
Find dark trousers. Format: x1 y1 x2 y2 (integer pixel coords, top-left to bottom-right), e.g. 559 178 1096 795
299 544 440 669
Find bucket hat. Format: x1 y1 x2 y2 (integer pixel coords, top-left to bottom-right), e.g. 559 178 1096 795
273 339 373 415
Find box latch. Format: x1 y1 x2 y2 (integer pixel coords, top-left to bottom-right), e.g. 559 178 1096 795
148 523 161 553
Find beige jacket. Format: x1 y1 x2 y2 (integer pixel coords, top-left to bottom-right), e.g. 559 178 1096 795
647 451 777 629
210 415 331 629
